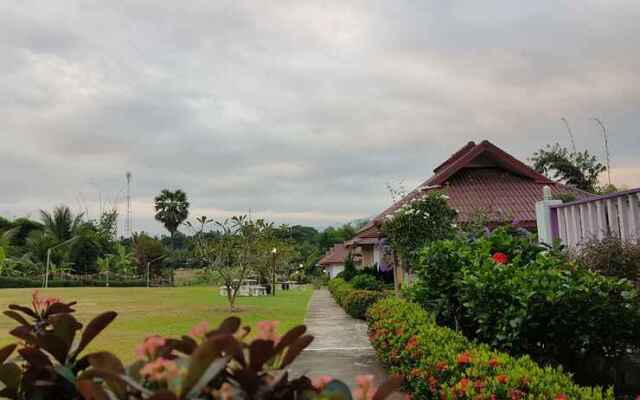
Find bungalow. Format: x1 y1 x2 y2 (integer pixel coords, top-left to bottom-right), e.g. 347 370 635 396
346 140 592 286
317 243 349 279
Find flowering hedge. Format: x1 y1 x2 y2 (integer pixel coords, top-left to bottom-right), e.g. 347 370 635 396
328 278 388 320
406 227 640 369
367 297 614 400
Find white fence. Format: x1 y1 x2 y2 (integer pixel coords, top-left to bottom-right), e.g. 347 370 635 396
537 187 640 249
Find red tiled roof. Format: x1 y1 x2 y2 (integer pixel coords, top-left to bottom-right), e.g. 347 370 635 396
318 243 348 266
352 140 593 242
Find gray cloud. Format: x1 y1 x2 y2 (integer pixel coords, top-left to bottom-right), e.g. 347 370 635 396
1 0 639 234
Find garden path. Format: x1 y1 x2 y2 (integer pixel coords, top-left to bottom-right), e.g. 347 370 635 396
289 288 387 388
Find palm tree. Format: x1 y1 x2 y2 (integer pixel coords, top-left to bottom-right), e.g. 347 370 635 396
154 189 190 248
39 206 84 242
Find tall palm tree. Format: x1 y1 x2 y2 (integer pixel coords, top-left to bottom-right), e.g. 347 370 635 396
154 189 190 248
39 206 84 243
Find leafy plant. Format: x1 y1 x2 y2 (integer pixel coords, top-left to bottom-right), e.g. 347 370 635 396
328 278 388 320
368 297 614 400
0 293 402 399
574 236 640 282
381 192 457 269
350 275 383 291
408 226 640 382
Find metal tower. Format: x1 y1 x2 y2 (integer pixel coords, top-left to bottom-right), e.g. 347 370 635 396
126 171 132 237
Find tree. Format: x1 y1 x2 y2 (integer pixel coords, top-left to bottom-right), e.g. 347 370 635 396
40 206 84 243
382 192 458 268
530 143 606 193
132 232 165 276
154 189 190 248
194 216 273 311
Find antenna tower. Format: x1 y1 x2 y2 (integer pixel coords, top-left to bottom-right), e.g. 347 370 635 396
126 172 132 237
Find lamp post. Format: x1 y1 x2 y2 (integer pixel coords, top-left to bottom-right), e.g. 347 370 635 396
271 248 278 296
44 236 79 288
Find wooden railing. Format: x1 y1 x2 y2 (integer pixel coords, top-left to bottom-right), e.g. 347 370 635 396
548 188 640 248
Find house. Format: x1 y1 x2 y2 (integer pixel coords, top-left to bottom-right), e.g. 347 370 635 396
317 243 349 279
346 140 592 285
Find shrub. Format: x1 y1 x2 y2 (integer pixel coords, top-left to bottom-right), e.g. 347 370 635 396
0 292 402 400
575 236 640 282
341 253 358 281
0 277 150 288
408 227 640 381
343 290 387 319
381 192 457 267
367 297 614 400
351 274 383 291
328 278 387 319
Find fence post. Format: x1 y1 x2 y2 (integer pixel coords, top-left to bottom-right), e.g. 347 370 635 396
536 186 563 245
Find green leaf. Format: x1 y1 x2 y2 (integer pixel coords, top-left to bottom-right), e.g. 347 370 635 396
321 380 353 400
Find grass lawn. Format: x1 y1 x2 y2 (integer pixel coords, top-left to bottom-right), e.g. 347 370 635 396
0 286 313 362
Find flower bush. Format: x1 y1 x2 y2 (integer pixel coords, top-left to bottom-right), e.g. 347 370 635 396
406 227 640 378
367 297 614 400
381 192 457 268
0 291 402 399
328 278 388 320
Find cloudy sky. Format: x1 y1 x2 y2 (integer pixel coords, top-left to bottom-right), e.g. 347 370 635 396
1 1 639 235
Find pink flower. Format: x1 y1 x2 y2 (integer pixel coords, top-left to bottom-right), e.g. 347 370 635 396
32 290 62 314
140 358 180 382
135 336 166 359
312 375 333 390
353 375 375 400
256 320 281 343
189 321 209 339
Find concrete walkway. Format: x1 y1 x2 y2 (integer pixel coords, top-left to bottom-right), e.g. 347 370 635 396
289 289 387 388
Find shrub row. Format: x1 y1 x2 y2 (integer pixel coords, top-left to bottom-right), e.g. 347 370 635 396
367 297 614 400
0 276 150 288
328 278 387 319
406 228 640 369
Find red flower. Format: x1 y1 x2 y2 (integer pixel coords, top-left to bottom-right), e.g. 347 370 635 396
457 378 470 395
457 352 472 365
496 374 509 384
554 395 568 400
488 357 500 368
492 252 509 265
435 361 448 371
474 379 485 392
405 336 419 352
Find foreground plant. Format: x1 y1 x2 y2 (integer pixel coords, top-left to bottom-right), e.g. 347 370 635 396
0 292 401 399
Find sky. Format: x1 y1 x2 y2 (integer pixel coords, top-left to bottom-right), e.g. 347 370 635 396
1 1 639 236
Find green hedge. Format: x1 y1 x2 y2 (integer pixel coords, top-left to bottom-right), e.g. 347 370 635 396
367 297 614 400
407 228 640 368
0 277 149 288
328 278 387 319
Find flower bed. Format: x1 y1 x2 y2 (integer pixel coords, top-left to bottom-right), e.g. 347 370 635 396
328 278 388 320
367 297 614 400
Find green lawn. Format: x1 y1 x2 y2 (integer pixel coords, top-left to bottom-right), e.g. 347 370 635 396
0 286 313 362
